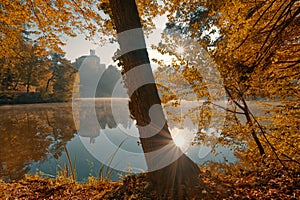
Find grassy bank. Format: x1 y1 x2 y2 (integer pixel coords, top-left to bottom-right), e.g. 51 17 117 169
1 166 299 200
0 174 156 200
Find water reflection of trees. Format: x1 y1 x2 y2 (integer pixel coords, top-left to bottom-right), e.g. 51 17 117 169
0 104 76 181
74 98 217 146
75 98 133 143
0 99 225 182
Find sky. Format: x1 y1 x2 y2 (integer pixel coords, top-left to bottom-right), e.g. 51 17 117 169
62 15 171 69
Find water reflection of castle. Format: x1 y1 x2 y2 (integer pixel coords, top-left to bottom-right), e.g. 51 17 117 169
73 50 129 143
75 98 133 144
75 99 201 144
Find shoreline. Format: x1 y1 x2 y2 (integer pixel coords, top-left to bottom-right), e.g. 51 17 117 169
1 167 299 199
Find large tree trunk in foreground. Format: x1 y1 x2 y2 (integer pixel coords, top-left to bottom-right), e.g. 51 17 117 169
109 0 203 198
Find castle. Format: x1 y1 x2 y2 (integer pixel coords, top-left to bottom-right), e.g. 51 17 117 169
74 50 106 98
74 50 125 98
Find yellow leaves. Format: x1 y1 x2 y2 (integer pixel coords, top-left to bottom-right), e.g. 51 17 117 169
0 0 108 57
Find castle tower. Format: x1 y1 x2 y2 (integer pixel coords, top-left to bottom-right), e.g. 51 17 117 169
76 50 105 98
90 49 96 55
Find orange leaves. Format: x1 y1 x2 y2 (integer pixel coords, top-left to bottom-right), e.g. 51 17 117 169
0 0 108 59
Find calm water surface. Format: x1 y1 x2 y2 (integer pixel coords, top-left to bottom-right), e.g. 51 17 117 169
0 99 236 182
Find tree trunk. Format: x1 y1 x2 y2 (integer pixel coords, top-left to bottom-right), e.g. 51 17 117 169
26 68 33 94
226 87 265 157
45 75 53 92
109 0 203 198
241 99 265 156
26 78 30 93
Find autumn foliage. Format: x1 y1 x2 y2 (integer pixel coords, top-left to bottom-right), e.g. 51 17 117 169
0 0 299 199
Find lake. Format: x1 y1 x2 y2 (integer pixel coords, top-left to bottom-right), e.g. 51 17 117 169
0 99 237 182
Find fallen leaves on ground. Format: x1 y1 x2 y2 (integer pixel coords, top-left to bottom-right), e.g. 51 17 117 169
0 174 156 200
217 167 300 200
0 167 299 199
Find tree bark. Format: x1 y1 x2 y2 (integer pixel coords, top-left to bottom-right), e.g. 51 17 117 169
241 98 265 156
45 75 53 92
109 0 202 198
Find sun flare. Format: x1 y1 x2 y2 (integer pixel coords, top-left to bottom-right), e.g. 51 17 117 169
173 134 186 148
175 46 185 55
171 128 194 151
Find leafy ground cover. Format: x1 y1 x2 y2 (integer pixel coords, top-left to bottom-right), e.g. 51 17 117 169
1 166 299 200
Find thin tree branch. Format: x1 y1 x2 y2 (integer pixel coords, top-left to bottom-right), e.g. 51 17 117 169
247 106 292 177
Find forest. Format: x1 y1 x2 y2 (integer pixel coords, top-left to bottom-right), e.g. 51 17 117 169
0 49 122 104
0 0 299 199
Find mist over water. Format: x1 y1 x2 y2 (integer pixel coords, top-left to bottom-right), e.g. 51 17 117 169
0 99 237 182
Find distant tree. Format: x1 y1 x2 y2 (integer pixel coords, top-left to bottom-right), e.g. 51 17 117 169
18 44 50 93
0 39 51 93
0 68 15 91
48 54 77 101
